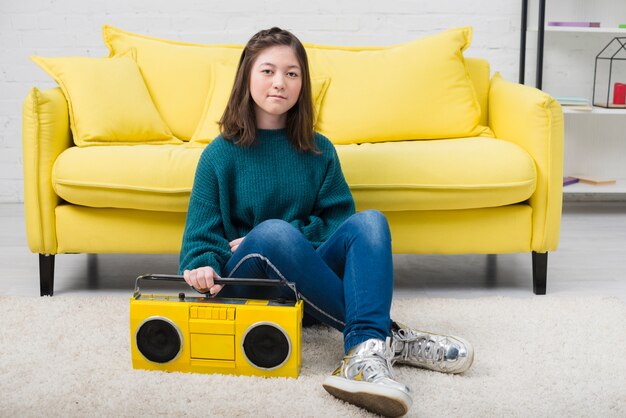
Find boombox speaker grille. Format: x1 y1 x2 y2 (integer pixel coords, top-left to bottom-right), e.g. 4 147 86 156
242 322 291 370
136 317 182 363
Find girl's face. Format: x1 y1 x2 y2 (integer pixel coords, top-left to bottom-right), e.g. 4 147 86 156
249 45 302 129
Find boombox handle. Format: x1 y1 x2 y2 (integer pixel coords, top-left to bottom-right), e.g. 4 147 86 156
133 273 300 301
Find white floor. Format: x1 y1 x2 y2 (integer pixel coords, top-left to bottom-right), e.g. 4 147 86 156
2 202 625 301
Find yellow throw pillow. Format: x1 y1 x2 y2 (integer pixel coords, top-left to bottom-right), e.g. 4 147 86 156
103 25 243 140
312 77 331 127
190 62 330 144
306 27 484 144
189 63 236 144
31 54 179 147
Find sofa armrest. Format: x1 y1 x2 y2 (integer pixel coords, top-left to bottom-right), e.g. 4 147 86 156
22 87 73 254
488 73 564 252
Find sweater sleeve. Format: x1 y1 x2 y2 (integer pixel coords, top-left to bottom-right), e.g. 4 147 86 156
178 148 231 276
289 142 356 248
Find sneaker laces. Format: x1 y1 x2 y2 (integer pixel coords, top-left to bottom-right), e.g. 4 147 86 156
395 328 446 364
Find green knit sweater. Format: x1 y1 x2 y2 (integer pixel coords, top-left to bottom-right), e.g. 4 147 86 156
178 128 356 276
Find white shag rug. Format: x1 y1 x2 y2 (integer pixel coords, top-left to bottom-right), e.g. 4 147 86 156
1 295 625 418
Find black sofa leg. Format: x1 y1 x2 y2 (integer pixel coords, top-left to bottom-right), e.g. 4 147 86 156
39 254 55 296
532 251 547 295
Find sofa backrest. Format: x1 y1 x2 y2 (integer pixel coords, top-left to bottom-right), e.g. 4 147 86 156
103 25 492 144
465 57 490 127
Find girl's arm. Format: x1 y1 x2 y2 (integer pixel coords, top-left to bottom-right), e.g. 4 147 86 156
178 150 231 275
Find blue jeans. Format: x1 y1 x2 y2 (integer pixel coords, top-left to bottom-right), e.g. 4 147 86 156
218 210 394 354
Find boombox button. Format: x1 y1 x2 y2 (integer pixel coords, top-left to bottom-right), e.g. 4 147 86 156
179 292 185 301
246 300 268 306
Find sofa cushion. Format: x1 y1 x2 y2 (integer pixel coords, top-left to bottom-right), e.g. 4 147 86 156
31 54 179 147
337 137 537 211
103 25 243 140
189 62 237 143
52 144 202 212
307 27 491 144
52 138 535 213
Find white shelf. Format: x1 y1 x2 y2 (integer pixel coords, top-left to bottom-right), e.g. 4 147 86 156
563 107 626 115
525 1 626 201
528 26 626 34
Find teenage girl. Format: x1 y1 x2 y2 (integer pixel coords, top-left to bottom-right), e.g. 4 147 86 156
180 27 473 417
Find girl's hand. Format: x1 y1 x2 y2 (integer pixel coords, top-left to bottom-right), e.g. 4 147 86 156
229 237 245 253
183 266 223 295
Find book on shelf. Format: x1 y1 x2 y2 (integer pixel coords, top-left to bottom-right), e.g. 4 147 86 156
548 21 601 27
555 96 593 111
566 175 617 186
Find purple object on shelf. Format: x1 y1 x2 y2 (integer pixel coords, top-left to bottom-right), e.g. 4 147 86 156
548 21 601 27
563 176 580 186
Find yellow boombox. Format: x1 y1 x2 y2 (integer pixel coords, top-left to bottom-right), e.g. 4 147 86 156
130 274 303 378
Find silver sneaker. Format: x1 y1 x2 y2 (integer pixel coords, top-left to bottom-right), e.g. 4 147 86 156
322 338 412 418
391 321 474 374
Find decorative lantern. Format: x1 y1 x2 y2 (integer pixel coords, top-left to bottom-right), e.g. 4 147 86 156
593 37 626 108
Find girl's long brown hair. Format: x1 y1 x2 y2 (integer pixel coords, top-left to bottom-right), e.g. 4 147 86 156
219 27 318 153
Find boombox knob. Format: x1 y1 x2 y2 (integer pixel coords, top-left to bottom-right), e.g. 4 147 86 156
178 292 185 300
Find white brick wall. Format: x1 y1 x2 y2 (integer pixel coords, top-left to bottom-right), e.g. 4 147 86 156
1 0 526 203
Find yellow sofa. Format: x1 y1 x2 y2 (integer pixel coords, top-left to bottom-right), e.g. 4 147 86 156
22 26 563 296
